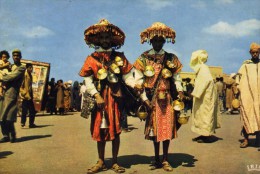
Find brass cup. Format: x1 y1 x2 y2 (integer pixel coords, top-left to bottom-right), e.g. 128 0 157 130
144 65 155 77
178 114 190 124
232 99 240 109
166 61 176 69
97 68 108 80
136 105 148 120
110 63 120 74
107 72 118 83
115 56 124 67
161 68 172 79
158 91 166 100
172 99 185 111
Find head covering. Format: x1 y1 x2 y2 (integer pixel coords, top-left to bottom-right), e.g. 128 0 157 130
84 19 125 49
230 73 236 79
250 42 260 51
67 80 73 85
12 48 21 54
140 22 176 44
190 50 208 72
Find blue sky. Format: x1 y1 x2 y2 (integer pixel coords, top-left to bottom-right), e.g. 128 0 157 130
0 0 259 83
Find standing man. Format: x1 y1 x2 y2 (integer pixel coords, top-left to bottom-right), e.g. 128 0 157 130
189 50 220 143
225 73 239 114
133 22 184 172
215 77 224 113
238 42 260 150
79 79 87 110
20 63 37 128
0 49 26 143
47 78 57 115
79 19 135 173
183 78 194 115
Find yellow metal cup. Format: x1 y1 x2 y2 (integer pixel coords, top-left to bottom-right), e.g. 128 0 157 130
107 72 118 83
172 99 185 111
178 114 190 124
166 60 176 69
97 68 108 80
144 65 155 77
115 56 124 67
161 68 172 79
136 105 148 120
158 91 166 100
110 63 120 74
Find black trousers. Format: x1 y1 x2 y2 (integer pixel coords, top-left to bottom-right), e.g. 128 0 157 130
1 120 16 137
21 99 36 125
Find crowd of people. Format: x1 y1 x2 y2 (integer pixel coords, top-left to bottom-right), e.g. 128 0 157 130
0 18 259 174
45 78 86 115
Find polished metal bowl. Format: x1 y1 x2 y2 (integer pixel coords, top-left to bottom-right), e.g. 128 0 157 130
162 68 172 79
144 65 155 77
172 99 185 111
97 68 108 80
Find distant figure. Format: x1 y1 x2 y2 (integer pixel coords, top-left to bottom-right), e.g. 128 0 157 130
20 63 37 128
67 80 74 111
237 42 260 150
0 49 26 143
63 81 72 113
190 50 220 143
47 78 57 115
72 81 81 111
220 77 226 112
183 77 194 115
215 77 224 113
0 50 11 98
79 80 87 110
225 73 239 114
56 79 65 115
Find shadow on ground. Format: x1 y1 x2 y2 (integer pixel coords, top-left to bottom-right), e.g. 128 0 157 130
36 113 76 117
209 135 223 143
127 126 138 131
21 125 54 129
107 153 197 169
16 134 52 143
0 151 13 159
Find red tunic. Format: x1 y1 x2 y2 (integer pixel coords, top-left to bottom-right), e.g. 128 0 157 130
79 51 132 141
134 50 182 142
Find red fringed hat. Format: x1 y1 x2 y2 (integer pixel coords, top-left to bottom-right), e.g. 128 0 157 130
140 22 176 44
84 19 125 49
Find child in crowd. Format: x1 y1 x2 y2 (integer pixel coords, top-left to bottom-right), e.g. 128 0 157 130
0 50 12 98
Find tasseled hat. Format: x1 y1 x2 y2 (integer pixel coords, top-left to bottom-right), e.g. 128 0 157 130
84 19 125 49
140 22 176 44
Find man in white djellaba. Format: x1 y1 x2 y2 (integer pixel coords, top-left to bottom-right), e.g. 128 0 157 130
237 42 260 151
189 50 220 143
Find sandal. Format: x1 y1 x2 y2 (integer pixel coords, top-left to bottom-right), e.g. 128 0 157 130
87 162 107 174
149 161 162 170
162 161 173 172
111 163 125 173
240 140 248 148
